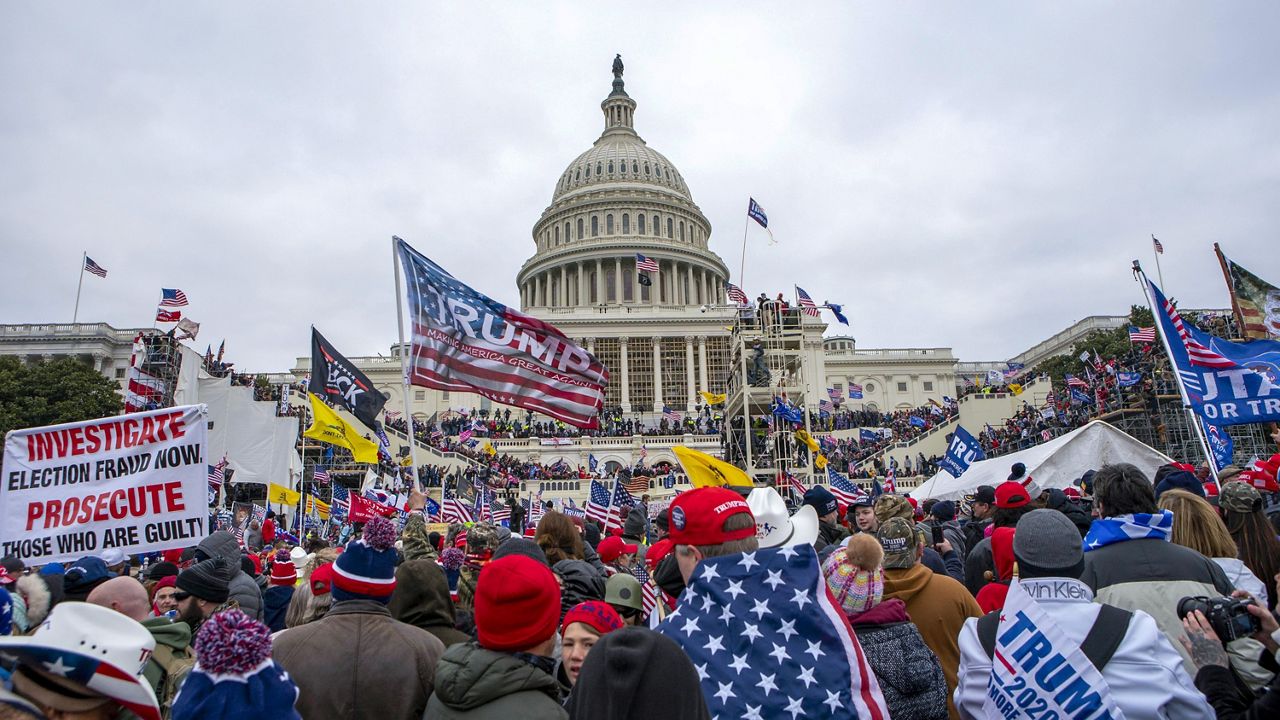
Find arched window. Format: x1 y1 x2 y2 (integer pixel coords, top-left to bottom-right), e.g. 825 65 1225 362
564 222 570 242
619 161 626 174
606 214 614 234
585 164 591 178
596 163 602 176
632 161 639 174
667 218 674 238
591 216 599 237
679 221 685 241
577 218 584 240
575 168 580 181
644 163 651 175
654 216 662 236
622 214 630 234
638 214 646 234
607 161 614 174
553 225 560 245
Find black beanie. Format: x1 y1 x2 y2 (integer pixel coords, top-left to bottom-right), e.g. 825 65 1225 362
177 557 234 604
565 627 711 720
491 538 549 566
148 561 180 581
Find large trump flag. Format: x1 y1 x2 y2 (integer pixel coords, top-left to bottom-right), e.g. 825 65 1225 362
395 237 608 428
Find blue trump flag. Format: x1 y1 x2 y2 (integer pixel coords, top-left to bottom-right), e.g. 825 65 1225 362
1117 371 1142 388
771 399 805 424
908 415 926 429
859 428 880 444
1203 419 1235 473
939 426 985 478
1069 388 1093 404
1147 276 1280 425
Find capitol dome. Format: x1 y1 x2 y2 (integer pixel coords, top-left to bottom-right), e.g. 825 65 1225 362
517 56 729 313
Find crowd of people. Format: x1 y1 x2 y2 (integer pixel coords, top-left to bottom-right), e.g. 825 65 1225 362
3 451 1279 718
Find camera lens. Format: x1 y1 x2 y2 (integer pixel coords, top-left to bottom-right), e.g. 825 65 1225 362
1176 596 1209 620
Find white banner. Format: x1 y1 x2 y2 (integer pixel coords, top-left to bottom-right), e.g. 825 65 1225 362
1 405 209 563
539 438 574 446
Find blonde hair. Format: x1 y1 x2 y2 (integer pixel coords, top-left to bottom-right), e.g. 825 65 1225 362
1158 489 1237 558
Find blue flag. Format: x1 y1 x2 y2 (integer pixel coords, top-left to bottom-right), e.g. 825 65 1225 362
827 302 850 325
1116 371 1142 387
1069 387 1093 404
771 399 805 424
1006 361 1025 372
747 197 768 228
939 425 985 478
424 496 441 520
1148 276 1280 425
908 415 926 428
1203 419 1235 473
588 454 599 472
859 428 879 444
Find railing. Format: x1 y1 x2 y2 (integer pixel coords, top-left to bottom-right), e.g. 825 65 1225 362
0 323 142 341
384 427 479 467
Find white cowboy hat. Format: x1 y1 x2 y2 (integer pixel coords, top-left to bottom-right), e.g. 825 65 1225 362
747 487 820 548
0 602 160 720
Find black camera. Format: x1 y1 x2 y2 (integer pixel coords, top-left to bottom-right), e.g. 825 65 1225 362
1177 595 1261 643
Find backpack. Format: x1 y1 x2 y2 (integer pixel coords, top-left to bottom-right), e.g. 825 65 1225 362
976 604 1132 671
152 643 196 719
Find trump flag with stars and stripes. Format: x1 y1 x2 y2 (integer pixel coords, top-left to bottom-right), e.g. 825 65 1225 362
657 545 888 719
395 237 608 428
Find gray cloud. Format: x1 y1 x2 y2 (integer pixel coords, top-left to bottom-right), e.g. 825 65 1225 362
2 2 1277 371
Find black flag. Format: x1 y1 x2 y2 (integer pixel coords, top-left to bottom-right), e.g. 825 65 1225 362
637 274 652 287
310 327 388 430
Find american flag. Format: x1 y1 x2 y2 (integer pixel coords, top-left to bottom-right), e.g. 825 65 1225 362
883 468 897 494
631 563 659 616
385 410 402 421
442 485 474 524
656 546 889 719
782 470 806 500
726 282 749 305
623 473 650 495
795 286 820 317
527 487 544 527
818 399 835 414
207 458 227 490
828 468 868 507
313 466 330 485
1150 278 1235 369
585 479 613 525
1128 326 1156 344
827 387 842 400
1044 391 1057 408
155 309 181 323
605 479 637 532
473 486 488 521
84 256 108 278
662 405 682 424
459 429 473 443
430 428 444 441
331 485 350 520
847 383 864 399
635 253 659 272
1152 234 1164 255
396 238 607 429
1065 374 1089 389
159 288 189 307
489 490 511 524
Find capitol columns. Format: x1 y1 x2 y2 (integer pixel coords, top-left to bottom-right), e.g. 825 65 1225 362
614 257 622 304
684 335 696 412
595 259 604 304
697 336 708 398
652 337 663 412
619 337 631 413
560 265 568 306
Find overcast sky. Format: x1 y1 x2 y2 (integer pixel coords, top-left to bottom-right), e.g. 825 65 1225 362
3 2 1277 372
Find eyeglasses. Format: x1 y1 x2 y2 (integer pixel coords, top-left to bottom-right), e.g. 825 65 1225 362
172 591 192 602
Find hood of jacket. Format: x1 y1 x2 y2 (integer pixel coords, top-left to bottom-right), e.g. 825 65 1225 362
882 563 934 604
389 559 456 632
197 531 241 562
431 642 560 711
553 559 605 620
848 597 910 627
141 616 192 651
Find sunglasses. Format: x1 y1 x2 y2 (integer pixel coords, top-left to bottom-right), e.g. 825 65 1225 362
172 591 192 602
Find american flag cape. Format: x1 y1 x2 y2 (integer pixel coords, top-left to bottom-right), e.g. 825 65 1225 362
585 479 612 525
657 546 888 719
395 238 608 428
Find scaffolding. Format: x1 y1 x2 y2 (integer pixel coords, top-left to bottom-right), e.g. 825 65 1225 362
722 302 818 490
124 330 185 412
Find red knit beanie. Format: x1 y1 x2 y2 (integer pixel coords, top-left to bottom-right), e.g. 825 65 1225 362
562 601 623 637
474 555 561 652
269 550 297 587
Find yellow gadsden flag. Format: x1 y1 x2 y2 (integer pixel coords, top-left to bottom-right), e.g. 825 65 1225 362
672 446 754 488
794 429 820 453
699 391 727 406
304 393 380 463
267 482 301 506
815 454 829 470
1009 383 1024 396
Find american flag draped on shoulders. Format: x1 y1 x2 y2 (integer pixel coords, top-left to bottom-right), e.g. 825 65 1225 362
657 546 888 719
394 237 608 429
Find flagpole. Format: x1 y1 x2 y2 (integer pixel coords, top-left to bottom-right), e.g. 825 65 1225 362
391 236 424 500
1151 235 1166 289
1133 260 1219 487
72 251 86 323
738 215 749 290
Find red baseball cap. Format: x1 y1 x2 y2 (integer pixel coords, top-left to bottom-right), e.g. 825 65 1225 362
645 539 674 571
995 481 1030 509
597 536 638 564
667 487 754 546
1062 487 1082 499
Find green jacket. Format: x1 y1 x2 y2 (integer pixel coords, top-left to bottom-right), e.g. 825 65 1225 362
424 642 566 720
141 616 192 696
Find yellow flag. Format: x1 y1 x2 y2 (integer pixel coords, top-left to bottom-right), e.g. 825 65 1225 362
306 494 331 519
267 482 301 506
1009 383 1024 396
304 393 380 463
672 446 754 488
699 391 727 406
482 441 497 457
794 429 820 453
400 454 413 467
815 454 828 470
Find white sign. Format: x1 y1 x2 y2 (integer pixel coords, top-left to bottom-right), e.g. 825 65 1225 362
1 405 209 563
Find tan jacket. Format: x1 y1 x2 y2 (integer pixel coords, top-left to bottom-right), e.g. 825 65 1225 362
273 599 446 719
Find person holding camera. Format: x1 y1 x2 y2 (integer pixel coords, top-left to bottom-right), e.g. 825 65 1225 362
1180 584 1280 719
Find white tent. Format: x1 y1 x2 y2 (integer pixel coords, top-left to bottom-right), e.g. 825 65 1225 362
909 420 1173 502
